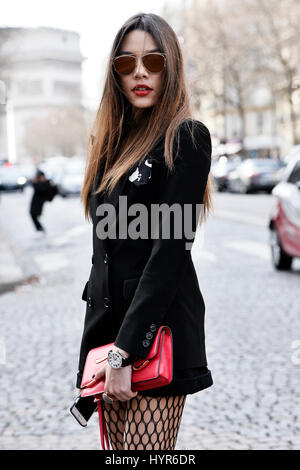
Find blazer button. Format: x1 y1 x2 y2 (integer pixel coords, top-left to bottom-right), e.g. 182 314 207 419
145 332 153 340
104 253 109 264
104 297 110 308
88 296 93 308
142 339 150 348
149 324 156 332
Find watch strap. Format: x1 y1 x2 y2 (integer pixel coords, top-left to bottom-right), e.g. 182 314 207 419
121 355 138 367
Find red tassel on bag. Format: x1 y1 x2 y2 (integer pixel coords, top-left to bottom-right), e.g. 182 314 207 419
80 326 173 450
95 397 110 450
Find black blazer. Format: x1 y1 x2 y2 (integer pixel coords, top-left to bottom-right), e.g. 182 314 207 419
76 119 212 388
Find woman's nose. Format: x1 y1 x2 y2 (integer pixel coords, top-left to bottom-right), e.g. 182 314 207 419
134 57 148 76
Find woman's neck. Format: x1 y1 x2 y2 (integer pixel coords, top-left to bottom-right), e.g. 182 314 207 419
133 108 144 124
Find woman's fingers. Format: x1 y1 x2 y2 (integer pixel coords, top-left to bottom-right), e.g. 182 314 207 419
94 364 106 381
89 364 138 401
103 364 139 401
105 389 138 402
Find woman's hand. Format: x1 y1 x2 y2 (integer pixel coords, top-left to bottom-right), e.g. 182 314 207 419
94 362 138 402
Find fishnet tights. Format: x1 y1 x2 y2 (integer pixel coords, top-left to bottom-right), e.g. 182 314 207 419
102 393 186 450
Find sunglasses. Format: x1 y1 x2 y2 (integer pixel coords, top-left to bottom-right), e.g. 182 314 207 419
113 52 166 75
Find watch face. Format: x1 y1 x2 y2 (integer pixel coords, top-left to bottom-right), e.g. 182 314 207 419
108 350 123 368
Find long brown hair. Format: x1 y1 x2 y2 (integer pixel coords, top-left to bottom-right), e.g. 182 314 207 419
81 12 214 225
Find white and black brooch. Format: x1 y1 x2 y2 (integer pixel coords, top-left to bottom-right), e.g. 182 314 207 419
128 158 152 187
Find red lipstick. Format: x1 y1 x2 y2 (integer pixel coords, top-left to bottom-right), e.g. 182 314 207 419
132 84 153 96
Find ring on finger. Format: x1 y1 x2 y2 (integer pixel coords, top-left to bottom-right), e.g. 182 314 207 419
102 392 114 404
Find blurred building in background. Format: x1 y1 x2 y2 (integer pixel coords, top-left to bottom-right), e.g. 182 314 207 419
0 26 92 164
164 0 300 160
2 1 300 164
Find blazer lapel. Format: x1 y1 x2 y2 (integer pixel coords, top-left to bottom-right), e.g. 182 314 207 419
93 156 146 253
100 166 135 254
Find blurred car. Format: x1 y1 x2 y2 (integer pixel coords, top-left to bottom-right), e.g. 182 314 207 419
0 165 28 191
57 159 85 197
18 163 37 185
211 155 242 191
269 154 300 270
228 158 286 194
283 145 300 163
0 157 9 166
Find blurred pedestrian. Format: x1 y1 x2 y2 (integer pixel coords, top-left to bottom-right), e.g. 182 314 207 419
29 169 58 233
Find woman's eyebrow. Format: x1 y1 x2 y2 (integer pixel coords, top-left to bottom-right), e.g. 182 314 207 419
119 48 160 55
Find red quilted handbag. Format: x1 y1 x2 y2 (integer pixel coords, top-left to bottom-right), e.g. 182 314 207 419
80 325 173 450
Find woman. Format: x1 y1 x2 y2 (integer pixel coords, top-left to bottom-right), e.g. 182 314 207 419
77 12 214 450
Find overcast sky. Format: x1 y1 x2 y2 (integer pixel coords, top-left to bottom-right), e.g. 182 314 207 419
1 0 180 108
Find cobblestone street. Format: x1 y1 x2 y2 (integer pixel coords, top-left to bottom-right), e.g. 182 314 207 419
0 188 300 450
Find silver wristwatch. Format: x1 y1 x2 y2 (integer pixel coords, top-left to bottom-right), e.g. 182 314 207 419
107 349 137 369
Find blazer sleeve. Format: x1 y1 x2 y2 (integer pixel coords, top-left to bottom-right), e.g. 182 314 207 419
114 120 212 359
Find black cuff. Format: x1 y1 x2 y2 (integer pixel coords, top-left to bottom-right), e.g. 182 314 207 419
123 355 139 367
76 370 83 389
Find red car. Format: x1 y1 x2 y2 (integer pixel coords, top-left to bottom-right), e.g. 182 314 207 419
269 154 300 270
